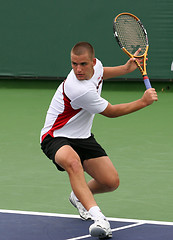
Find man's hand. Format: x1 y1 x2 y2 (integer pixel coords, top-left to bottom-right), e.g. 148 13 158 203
141 88 158 106
124 48 145 74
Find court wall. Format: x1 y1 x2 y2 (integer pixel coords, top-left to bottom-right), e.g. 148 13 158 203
0 0 172 80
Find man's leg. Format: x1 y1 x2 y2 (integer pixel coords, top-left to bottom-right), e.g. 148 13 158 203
55 146 113 238
83 156 119 238
54 145 97 211
83 156 119 194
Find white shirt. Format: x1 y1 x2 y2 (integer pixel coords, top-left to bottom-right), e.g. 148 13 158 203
40 59 108 142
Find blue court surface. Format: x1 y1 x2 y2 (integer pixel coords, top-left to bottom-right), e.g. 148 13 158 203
0 210 173 240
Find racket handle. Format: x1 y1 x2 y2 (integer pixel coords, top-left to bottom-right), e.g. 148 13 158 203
143 75 152 89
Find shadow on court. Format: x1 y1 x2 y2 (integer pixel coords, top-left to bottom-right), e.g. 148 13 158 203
0 210 173 240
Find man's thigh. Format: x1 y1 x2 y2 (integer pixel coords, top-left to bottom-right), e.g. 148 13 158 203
83 156 119 185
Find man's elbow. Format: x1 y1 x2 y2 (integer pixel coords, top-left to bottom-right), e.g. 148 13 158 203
100 104 119 118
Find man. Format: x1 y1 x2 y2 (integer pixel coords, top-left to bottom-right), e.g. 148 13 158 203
40 42 158 239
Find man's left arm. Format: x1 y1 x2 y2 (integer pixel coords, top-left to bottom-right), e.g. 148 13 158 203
103 49 142 80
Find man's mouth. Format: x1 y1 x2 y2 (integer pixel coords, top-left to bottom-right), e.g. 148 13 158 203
76 74 84 78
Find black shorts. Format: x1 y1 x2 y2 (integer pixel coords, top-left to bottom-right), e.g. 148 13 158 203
41 134 107 171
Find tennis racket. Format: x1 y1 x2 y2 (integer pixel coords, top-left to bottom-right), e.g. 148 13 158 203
113 12 152 89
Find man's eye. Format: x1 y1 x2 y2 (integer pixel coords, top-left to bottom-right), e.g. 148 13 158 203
81 63 87 66
72 62 77 66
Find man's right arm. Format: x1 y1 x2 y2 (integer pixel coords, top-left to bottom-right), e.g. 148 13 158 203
100 88 158 118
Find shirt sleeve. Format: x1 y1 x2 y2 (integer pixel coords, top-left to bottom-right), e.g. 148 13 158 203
71 90 108 114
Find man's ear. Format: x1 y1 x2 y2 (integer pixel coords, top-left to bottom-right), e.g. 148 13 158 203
93 58 96 66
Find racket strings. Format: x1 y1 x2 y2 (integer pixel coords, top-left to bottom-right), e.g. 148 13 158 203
114 15 147 55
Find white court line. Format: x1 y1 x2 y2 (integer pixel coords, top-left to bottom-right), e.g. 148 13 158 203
0 209 173 226
112 221 144 232
66 222 145 240
0 209 80 219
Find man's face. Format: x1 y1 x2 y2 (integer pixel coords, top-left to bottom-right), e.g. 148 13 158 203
71 52 96 80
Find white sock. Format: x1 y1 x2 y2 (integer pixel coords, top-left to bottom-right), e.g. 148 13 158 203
89 206 106 220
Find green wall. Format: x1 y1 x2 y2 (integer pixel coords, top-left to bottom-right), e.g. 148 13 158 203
0 0 172 80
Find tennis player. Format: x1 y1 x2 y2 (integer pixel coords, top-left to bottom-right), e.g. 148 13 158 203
40 42 158 239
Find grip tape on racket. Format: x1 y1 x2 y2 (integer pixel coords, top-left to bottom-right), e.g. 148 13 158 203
143 75 152 89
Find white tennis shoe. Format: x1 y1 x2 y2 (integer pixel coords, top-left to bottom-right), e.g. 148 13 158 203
69 192 92 221
89 218 112 239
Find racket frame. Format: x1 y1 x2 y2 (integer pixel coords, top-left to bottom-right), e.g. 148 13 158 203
113 12 151 89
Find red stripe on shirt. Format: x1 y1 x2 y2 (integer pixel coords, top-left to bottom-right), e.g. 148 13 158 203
41 82 81 142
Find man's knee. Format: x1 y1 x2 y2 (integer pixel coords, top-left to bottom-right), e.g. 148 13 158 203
55 146 83 174
66 158 83 174
55 155 83 174
105 173 120 192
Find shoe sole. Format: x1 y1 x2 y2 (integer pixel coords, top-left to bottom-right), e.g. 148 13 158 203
90 226 112 239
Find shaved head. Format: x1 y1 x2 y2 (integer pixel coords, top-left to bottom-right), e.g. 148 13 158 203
71 42 95 60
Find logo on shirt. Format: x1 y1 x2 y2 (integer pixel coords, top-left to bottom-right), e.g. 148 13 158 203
96 76 103 91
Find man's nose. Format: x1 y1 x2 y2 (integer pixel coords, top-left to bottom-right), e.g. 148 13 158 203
76 65 82 72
